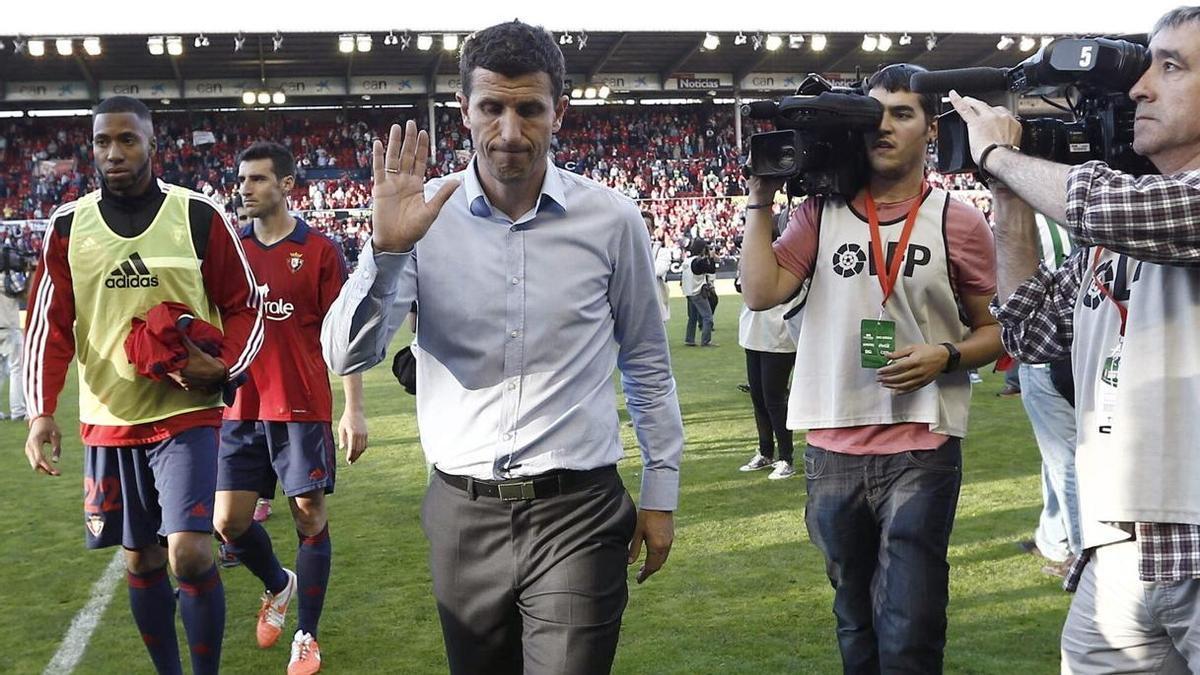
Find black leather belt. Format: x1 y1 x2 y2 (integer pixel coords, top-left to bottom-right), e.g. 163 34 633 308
435 466 615 501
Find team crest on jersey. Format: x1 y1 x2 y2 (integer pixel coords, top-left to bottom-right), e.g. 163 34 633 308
86 513 105 537
288 252 304 273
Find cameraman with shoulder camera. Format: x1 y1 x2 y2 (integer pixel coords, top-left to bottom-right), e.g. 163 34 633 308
0 232 29 421
682 237 718 347
742 63 1003 672
952 7 1200 670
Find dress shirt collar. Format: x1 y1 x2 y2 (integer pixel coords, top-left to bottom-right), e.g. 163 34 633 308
463 155 567 221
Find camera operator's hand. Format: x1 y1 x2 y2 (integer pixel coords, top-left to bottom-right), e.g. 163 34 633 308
372 120 461 253
877 344 950 394
948 91 1023 166
747 175 785 204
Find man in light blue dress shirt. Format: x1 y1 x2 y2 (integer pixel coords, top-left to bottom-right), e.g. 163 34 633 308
320 21 683 675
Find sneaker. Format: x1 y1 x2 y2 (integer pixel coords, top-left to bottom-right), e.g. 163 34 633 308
736 383 751 393
253 498 273 523
768 460 796 480
256 568 298 649
288 630 322 675
739 453 774 472
1041 560 1070 578
1016 539 1045 559
218 542 242 569
997 384 1021 397
969 372 983 384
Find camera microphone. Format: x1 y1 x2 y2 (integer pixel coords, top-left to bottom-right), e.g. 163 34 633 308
740 100 780 119
909 67 1011 94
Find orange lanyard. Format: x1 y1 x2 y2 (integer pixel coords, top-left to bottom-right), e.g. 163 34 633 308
1090 247 1129 336
865 185 929 308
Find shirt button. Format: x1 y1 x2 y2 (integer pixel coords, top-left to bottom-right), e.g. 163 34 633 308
503 432 513 440
510 330 519 338
511 277 519 285
508 382 517 390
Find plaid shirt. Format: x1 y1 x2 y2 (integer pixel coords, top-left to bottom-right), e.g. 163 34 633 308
1063 524 1200 592
996 161 1200 590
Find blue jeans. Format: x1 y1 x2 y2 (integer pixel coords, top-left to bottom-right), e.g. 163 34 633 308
1019 363 1080 560
804 438 962 674
1004 363 1021 389
685 293 713 345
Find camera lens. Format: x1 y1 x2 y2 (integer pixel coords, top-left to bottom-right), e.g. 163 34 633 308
777 147 796 171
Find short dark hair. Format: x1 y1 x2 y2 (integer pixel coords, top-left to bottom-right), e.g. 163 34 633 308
864 63 938 125
93 96 151 121
237 141 296 181
1152 5 1200 38
459 21 566 100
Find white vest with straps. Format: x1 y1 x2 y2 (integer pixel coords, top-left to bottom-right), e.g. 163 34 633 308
787 188 971 436
681 256 709 297
1070 249 1200 548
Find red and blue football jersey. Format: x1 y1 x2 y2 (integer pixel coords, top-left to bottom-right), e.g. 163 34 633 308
225 217 347 422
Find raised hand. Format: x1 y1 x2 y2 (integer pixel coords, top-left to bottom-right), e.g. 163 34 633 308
371 120 461 253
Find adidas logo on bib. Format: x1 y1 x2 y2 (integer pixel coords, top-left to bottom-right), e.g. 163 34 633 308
105 252 160 289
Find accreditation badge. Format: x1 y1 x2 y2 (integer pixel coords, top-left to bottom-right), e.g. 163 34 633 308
860 318 896 369
1095 338 1122 435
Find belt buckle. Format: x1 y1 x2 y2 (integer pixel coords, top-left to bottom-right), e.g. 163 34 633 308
497 480 536 501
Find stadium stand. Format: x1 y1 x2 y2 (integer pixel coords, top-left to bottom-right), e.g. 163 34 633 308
1 107 994 268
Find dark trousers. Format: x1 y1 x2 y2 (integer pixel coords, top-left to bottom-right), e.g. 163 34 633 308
421 467 638 675
803 439 962 674
745 349 795 463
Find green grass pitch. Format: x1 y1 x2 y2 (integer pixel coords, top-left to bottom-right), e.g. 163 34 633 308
0 297 1069 673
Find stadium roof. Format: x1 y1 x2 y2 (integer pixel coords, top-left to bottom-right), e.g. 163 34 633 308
0 0 1173 110
1 0 1183 35
0 29 1152 110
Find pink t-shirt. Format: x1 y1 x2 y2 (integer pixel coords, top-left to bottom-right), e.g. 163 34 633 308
772 191 996 455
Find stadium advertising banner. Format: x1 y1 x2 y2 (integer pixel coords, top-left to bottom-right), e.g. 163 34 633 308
666 73 733 91
349 76 427 95
267 77 348 97
184 79 259 100
434 73 588 94
594 74 661 92
99 80 182 100
5 81 89 101
739 72 861 91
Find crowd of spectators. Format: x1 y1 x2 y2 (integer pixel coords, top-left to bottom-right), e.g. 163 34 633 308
1 108 995 268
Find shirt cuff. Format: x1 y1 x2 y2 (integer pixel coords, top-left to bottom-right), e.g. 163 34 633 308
361 239 412 298
1064 161 1104 232
639 467 679 511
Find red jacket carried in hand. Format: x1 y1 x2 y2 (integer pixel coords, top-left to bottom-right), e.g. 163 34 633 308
124 301 225 380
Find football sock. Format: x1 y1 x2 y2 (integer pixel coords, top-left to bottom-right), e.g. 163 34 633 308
176 565 225 675
127 565 183 675
295 524 332 637
231 522 289 593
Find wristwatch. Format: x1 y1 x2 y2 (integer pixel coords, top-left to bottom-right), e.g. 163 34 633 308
940 342 961 373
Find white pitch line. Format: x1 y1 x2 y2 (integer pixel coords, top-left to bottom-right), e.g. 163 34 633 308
43 550 125 675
